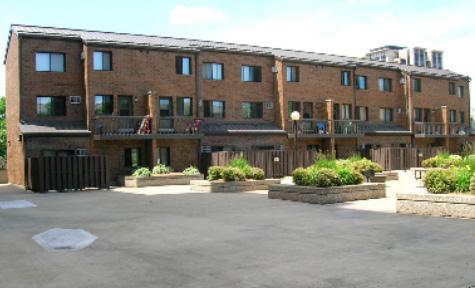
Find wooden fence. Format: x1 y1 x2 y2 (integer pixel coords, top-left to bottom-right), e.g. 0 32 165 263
204 150 320 178
26 156 110 193
370 147 446 171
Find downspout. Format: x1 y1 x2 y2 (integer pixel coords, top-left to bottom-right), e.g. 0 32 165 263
18 35 27 187
194 50 202 171
351 65 358 152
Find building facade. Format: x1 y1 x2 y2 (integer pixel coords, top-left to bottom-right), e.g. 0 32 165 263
4 25 471 186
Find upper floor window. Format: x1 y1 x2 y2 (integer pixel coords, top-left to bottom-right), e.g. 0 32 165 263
355 75 367 90
460 112 465 124
414 48 426 67
203 63 223 80
379 108 393 122
176 56 191 75
204 100 225 118
449 110 457 123
242 102 263 119
287 101 301 118
378 77 392 92
93 51 112 71
95 95 113 115
286 66 299 82
118 96 133 116
414 108 422 122
35 52 65 72
241 65 261 82
340 104 352 120
456 86 464 98
423 108 431 122
432 51 443 69
341 71 351 86
37 96 66 116
176 97 192 116
303 102 313 119
412 78 422 92
449 82 455 95
355 106 368 121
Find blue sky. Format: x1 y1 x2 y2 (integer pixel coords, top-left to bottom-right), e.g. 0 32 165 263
1 0 474 99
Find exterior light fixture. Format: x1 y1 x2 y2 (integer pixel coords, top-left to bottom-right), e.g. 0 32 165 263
290 111 301 121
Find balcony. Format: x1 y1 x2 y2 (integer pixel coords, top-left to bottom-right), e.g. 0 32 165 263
92 116 202 140
286 119 364 138
448 123 468 137
414 122 444 137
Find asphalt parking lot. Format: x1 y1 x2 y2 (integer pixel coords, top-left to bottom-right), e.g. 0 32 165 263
0 183 474 288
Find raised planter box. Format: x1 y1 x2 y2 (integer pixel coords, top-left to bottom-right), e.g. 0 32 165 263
124 173 203 187
371 173 387 183
381 171 398 181
190 179 280 193
0 169 7 184
397 193 475 219
268 183 386 204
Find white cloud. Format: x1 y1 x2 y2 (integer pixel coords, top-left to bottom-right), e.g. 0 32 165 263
169 5 226 25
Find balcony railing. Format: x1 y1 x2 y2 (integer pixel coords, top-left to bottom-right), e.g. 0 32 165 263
448 123 468 136
414 122 444 136
286 119 363 136
93 116 152 136
156 117 203 135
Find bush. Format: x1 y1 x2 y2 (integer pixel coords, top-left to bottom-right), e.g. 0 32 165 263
336 167 364 185
345 158 383 173
292 168 311 186
228 156 253 178
222 167 245 182
250 167 265 180
132 167 151 177
422 153 462 168
424 169 457 194
454 168 472 193
182 166 200 175
208 166 225 180
314 168 341 187
152 164 173 174
469 174 475 195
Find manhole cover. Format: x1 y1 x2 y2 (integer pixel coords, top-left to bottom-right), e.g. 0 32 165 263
0 200 37 209
33 228 98 251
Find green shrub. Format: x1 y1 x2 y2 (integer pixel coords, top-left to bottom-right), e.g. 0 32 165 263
229 156 253 178
421 157 437 168
345 158 383 173
222 167 245 182
152 164 173 174
250 167 265 180
422 153 462 168
208 166 225 180
424 169 457 194
132 167 151 177
313 156 337 169
314 168 341 187
336 167 364 185
469 174 475 195
292 168 310 185
454 168 472 193
182 166 200 175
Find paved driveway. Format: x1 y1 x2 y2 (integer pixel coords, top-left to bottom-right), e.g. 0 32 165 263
0 183 474 288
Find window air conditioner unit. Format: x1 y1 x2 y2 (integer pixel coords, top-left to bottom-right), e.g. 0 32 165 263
271 66 278 73
399 78 406 85
75 148 88 156
395 108 402 113
70 96 82 104
265 102 274 109
200 145 211 153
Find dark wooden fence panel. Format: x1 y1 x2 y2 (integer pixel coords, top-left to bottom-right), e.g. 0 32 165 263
202 150 319 178
26 156 110 193
370 147 446 171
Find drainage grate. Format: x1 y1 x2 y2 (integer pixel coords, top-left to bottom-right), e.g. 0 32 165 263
33 228 98 251
0 200 37 209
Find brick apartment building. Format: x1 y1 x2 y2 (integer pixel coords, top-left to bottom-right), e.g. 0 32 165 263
4 24 471 186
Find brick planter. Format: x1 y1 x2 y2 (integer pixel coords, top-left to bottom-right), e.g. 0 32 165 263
190 179 280 193
382 171 398 181
124 173 203 187
397 193 475 219
268 183 386 204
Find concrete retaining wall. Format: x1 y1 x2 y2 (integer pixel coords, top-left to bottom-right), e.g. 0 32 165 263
124 173 203 187
268 183 386 204
397 193 475 219
190 179 280 193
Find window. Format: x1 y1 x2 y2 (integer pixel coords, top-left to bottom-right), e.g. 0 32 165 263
303 102 313 119
449 110 457 123
333 103 340 120
118 96 133 116
456 86 464 98
460 112 465 124
423 109 431 122
93 51 112 71
124 148 141 168
159 97 173 117
176 56 191 75
242 102 263 119
241 65 261 82
158 147 170 166
341 71 351 86
36 96 66 116
432 51 443 69
355 75 367 90
412 78 422 92
449 82 455 95
378 77 392 92
204 100 225 118
355 106 368 121
203 63 223 80
286 66 299 82
176 97 192 116
94 95 113 115
414 108 422 122
341 104 352 120
379 108 393 122
287 101 301 118
414 48 426 67
35 52 65 72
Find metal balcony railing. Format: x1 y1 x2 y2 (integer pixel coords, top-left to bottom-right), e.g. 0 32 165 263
414 122 444 136
93 116 152 136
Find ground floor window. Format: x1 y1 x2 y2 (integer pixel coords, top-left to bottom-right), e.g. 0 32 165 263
158 147 170 166
124 148 141 168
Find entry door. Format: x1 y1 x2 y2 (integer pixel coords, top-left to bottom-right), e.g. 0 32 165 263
159 97 173 130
